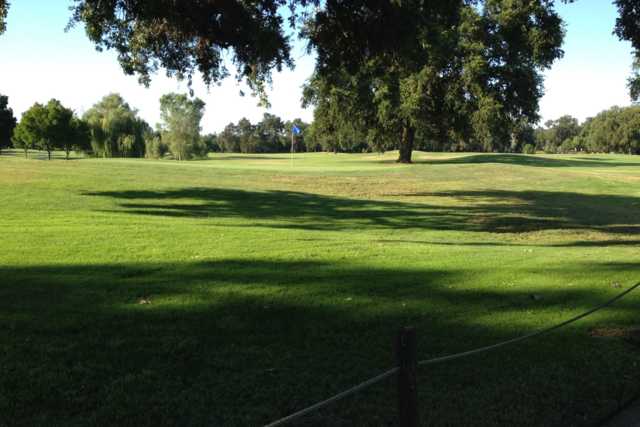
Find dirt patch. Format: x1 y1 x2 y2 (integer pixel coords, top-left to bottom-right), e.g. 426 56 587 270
590 327 640 346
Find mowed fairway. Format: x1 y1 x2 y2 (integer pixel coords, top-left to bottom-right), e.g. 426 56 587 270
1 150 639 426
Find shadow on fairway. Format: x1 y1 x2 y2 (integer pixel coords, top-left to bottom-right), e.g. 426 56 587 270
0 149 82 160
84 187 640 236
209 155 290 161
379 153 640 168
375 239 640 248
1 258 639 426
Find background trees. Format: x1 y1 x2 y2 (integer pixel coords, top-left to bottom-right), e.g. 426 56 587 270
84 94 150 158
11 99 84 160
158 93 207 161
11 105 40 158
579 106 640 154
217 123 242 153
7 92 640 159
215 115 310 153
535 115 582 153
533 107 640 155
0 94 16 154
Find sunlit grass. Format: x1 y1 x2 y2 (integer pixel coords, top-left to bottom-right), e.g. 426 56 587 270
1 149 639 426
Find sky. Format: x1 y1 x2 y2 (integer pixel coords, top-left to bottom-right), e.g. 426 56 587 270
0 0 635 133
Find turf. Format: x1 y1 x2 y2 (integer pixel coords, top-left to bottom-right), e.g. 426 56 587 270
1 149 639 426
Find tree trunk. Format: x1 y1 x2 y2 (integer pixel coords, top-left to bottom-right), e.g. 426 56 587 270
397 125 415 163
65 147 70 160
47 149 51 160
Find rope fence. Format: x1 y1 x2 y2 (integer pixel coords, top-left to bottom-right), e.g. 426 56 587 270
265 282 640 427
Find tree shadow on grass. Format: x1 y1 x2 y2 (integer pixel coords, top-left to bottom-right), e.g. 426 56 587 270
1 259 639 426
390 153 640 168
83 187 640 236
375 239 640 248
210 155 289 161
0 149 82 160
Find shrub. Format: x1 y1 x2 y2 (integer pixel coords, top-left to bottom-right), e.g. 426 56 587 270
543 141 558 154
145 136 168 159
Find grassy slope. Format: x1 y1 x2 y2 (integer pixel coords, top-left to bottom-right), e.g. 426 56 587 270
0 149 639 426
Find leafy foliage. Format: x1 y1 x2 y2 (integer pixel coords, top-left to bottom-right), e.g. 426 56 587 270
303 0 565 162
217 114 309 153
12 99 83 160
1 0 640 108
522 143 536 154
0 94 16 153
535 115 582 153
66 0 318 104
144 135 167 160
84 94 150 158
613 0 640 100
159 93 207 160
535 107 640 155
580 106 640 154
0 0 7 34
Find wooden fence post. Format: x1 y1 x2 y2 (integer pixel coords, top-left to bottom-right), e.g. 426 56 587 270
395 327 418 427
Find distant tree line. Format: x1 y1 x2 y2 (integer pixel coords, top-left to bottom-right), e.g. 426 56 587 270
0 92 315 160
535 106 640 155
11 99 88 160
216 115 311 153
2 92 640 160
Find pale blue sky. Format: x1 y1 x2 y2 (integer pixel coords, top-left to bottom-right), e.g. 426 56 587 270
0 0 634 133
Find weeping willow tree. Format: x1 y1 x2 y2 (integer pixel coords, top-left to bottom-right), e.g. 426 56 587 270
83 94 149 158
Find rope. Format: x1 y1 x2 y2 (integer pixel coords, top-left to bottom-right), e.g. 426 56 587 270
418 281 640 366
264 367 399 427
264 281 640 426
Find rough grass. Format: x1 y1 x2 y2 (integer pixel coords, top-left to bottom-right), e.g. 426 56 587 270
1 149 639 426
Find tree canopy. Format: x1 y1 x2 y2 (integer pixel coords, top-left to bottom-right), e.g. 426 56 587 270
217 113 309 153
84 94 150 158
3 1 640 159
303 1 564 161
535 115 581 153
64 0 320 104
0 1 639 93
12 99 83 159
534 106 640 155
0 0 7 35
0 94 16 153
612 0 640 100
579 106 640 154
158 93 207 160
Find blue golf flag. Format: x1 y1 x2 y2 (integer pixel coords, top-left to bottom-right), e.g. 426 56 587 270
292 125 302 135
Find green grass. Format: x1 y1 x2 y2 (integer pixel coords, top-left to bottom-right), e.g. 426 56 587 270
1 149 639 426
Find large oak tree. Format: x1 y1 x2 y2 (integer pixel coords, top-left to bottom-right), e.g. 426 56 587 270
303 1 565 162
